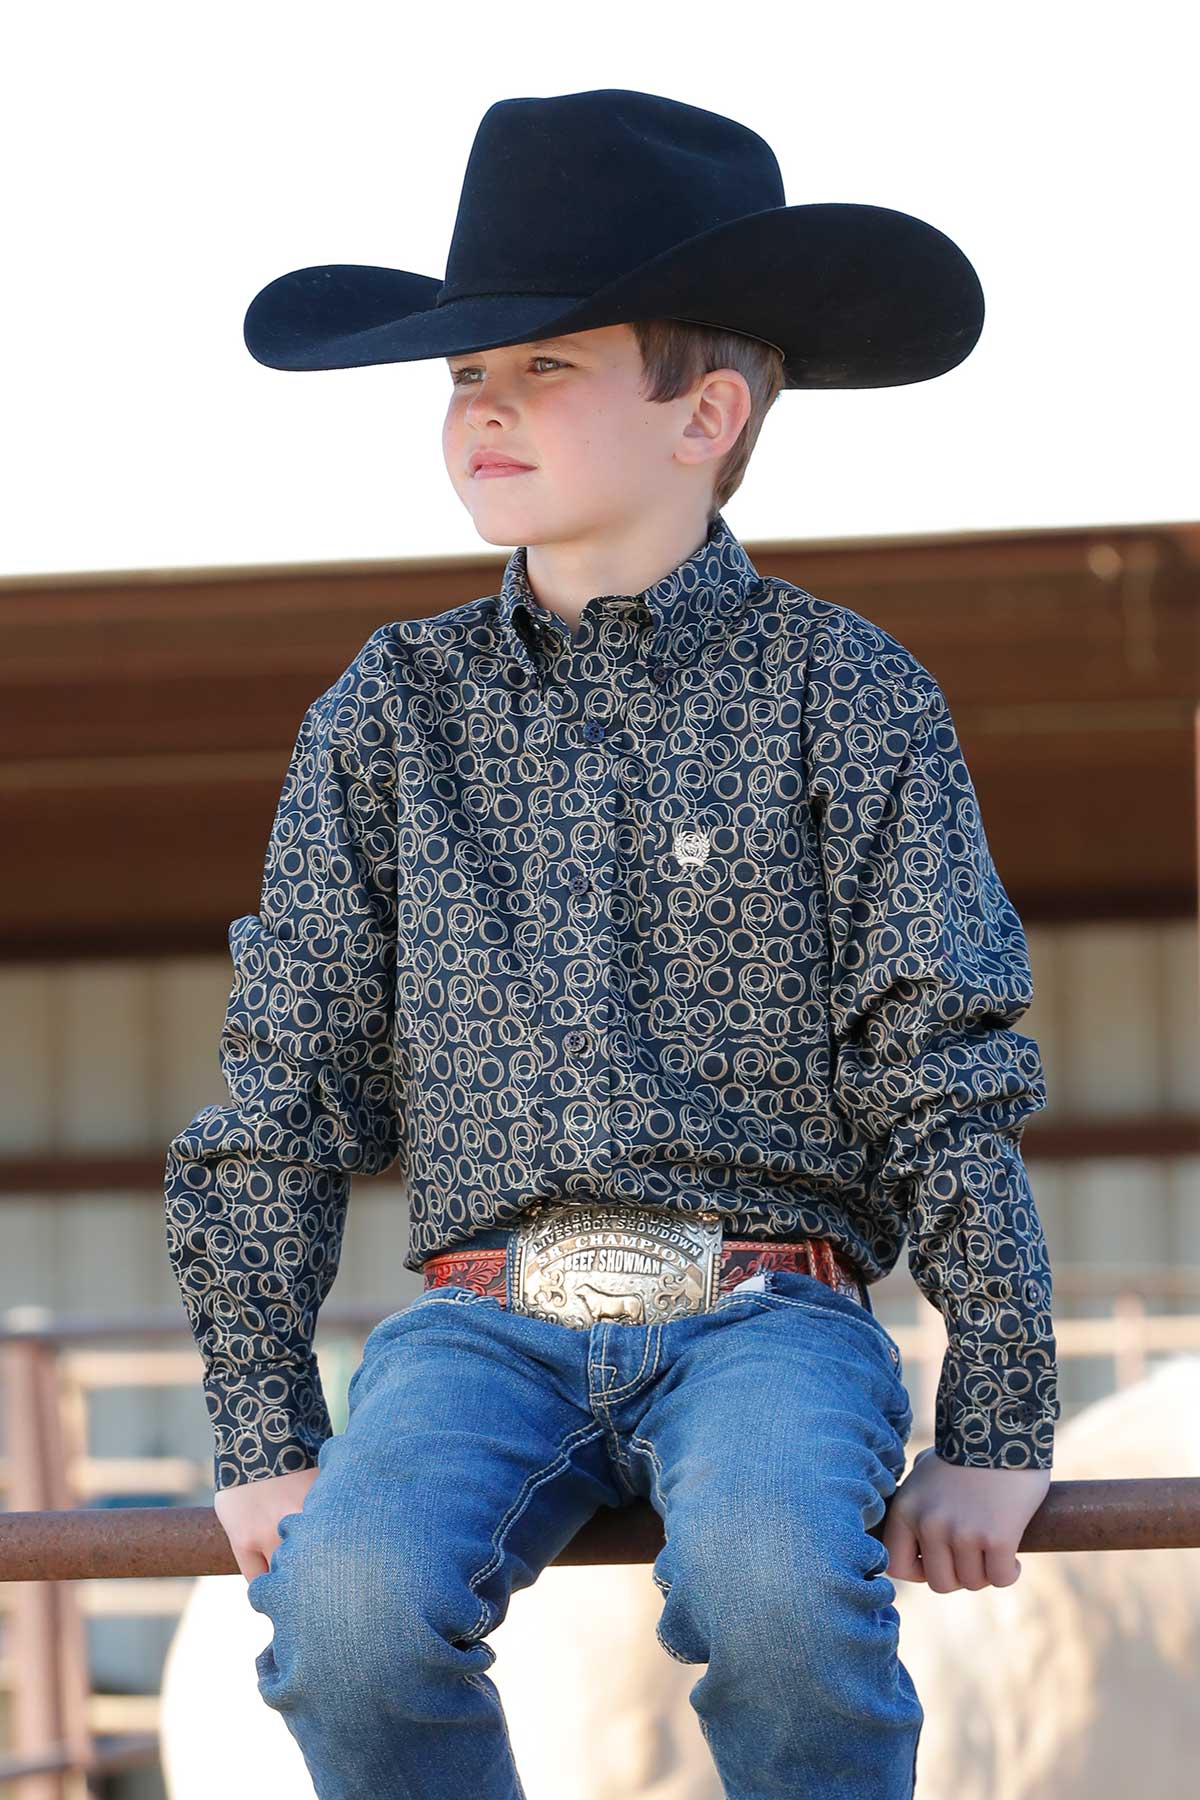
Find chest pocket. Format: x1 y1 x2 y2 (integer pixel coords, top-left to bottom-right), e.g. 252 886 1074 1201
627 802 828 1079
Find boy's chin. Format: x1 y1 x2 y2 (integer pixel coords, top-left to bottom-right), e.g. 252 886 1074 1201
467 515 531 548
464 494 550 546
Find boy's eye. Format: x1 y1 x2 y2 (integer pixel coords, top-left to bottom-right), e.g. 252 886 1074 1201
449 356 566 386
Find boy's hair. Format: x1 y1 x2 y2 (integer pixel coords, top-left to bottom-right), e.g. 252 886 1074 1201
629 317 787 520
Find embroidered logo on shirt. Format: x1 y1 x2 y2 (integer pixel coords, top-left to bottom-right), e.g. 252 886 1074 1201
672 823 711 869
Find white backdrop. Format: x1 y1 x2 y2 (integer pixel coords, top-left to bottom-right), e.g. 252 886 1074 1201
2 0 1195 576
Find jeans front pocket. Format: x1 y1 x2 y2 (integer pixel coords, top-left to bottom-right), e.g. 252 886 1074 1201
347 1285 497 1411
411 1282 502 1309
760 1266 906 1384
371 1283 494 1332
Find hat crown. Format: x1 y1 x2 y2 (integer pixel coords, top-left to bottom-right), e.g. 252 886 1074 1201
437 88 785 307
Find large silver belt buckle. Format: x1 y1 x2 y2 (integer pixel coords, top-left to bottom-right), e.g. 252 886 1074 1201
511 1202 725 1328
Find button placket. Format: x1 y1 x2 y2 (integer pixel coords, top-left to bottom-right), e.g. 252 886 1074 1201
532 643 622 1177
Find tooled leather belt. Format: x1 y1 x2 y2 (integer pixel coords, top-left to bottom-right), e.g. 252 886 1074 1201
422 1200 870 1330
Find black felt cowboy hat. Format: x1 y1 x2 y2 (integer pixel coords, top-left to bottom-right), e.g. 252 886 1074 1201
243 87 984 390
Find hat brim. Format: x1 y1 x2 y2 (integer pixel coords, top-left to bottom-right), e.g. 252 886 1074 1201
243 202 983 390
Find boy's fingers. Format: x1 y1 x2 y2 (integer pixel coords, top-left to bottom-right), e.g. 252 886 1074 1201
983 1548 1022 1587
223 1537 272 1582
915 1533 960 1594
880 1507 925 1582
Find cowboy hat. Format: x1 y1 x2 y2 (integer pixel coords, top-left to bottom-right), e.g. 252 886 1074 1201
243 87 984 390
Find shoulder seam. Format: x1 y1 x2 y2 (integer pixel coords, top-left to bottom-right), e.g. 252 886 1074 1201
767 576 943 708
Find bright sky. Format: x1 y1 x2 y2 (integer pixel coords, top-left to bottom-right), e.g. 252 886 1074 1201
2 1 1195 577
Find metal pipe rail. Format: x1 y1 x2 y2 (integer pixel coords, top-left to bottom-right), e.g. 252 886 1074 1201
3 1479 1200 1581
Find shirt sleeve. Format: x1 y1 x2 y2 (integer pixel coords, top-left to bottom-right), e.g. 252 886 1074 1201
803 611 1060 1470
164 630 405 1492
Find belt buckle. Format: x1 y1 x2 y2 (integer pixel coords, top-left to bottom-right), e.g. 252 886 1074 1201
511 1202 725 1328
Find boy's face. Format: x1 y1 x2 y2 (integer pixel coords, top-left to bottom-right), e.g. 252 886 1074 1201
442 322 717 547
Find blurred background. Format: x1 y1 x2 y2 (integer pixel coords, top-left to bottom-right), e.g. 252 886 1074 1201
1 2 1197 1796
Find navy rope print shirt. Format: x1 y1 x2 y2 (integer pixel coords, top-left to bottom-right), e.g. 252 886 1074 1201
164 511 1060 1490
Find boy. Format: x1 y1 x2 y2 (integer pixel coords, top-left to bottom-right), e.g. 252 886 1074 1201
165 88 1059 1798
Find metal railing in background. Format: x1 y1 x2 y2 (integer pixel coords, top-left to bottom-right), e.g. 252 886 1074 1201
2 1272 1200 1796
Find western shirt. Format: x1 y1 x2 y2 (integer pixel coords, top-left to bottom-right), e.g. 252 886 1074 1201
164 510 1060 1491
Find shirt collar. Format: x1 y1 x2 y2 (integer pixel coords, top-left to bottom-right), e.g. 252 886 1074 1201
495 510 763 681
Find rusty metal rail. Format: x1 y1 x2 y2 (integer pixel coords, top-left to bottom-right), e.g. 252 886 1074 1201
3 1478 1200 1582
3 1310 1199 1794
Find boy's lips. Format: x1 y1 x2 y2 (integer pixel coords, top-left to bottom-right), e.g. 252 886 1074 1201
469 451 536 476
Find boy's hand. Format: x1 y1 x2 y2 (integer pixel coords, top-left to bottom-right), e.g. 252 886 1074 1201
882 1445 1051 1591
213 1466 321 1582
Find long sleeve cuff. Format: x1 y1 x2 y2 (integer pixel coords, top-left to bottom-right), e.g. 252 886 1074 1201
201 1353 333 1492
933 1343 1059 1469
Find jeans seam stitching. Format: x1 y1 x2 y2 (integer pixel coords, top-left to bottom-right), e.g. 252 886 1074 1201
761 1291 899 1362
602 1318 664 1402
460 1420 608 1645
628 1427 691 1663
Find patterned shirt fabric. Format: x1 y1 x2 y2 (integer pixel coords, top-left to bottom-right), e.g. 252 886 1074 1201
164 510 1060 1492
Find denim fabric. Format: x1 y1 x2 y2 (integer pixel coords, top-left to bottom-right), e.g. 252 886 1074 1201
247 1264 923 1799
164 509 1059 1489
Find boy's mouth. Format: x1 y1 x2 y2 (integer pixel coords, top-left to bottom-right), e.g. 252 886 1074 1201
469 450 536 477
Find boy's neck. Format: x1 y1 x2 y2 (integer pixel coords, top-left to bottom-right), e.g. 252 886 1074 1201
521 507 715 636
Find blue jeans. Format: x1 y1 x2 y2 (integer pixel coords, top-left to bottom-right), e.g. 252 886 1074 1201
248 1259 922 1798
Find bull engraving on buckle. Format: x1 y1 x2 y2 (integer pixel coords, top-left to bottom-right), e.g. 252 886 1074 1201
512 1202 725 1328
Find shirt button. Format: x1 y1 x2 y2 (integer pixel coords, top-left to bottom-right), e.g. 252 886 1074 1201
568 873 591 895
582 719 607 744
647 660 670 685
563 1030 589 1054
